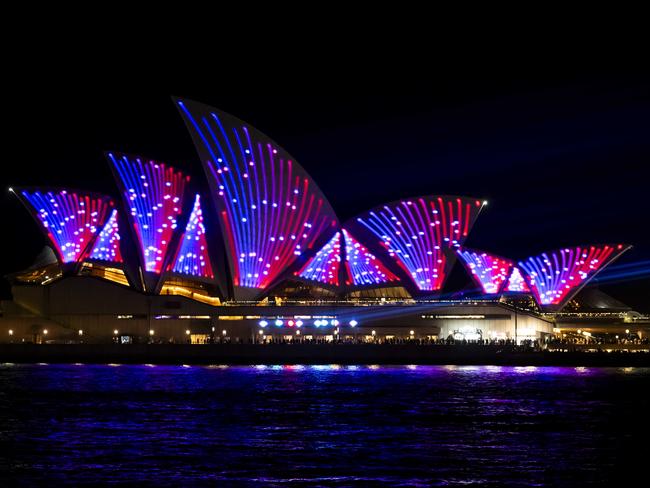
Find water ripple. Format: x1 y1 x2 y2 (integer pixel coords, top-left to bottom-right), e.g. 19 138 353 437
0 365 648 486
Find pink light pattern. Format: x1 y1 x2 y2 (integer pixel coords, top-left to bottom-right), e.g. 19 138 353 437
519 244 629 307
109 153 190 274
20 190 113 264
457 248 512 294
89 209 123 263
342 228 398 286
356 196 484 291
297 232 341 286
505 267 529 293
171 195 214 278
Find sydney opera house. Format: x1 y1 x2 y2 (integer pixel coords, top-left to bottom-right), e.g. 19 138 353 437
0 99 640 345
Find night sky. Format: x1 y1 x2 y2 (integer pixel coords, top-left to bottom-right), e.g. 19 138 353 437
2 74 648 311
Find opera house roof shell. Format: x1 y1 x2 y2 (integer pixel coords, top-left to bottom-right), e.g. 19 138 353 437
11 99 631 311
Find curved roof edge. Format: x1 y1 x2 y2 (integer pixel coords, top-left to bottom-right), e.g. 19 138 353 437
173 97 339 222
347 194 487 215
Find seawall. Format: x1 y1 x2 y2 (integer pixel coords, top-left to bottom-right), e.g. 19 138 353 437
1 344 649 367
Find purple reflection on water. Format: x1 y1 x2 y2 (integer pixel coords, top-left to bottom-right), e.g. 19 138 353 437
0 364 648 485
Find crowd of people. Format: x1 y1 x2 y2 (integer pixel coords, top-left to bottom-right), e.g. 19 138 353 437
130 333 647 349
548 336 648 346
184 335 544 348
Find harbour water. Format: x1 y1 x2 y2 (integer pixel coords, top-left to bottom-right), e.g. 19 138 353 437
0 364 648 486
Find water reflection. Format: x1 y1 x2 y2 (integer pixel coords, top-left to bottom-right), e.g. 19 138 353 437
513 365 538 373
0 364 647 485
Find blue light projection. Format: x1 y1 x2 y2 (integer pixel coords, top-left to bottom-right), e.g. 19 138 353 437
519 244 629 308
297 231 341 285
176 99 338 290
171 194 214 278
355 196 484 291
457 248 512 294
109 153 190 274
19 189 113 263
89 209 123 263
342 228 398 286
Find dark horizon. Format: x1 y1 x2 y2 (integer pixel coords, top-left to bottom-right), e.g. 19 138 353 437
2 75 649 311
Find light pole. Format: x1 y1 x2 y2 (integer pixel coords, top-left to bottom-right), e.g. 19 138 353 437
513 302 518 345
